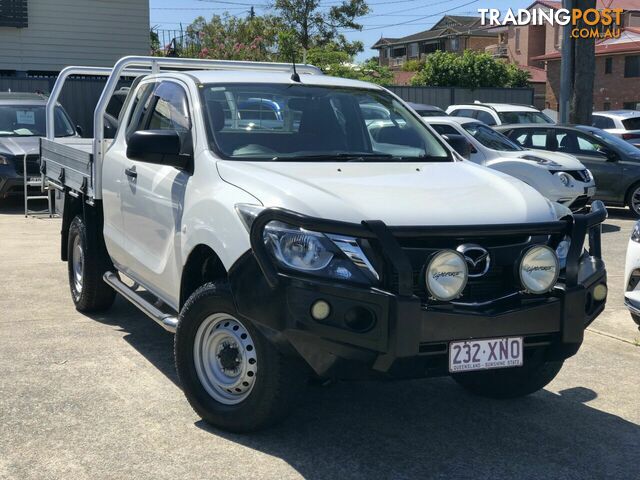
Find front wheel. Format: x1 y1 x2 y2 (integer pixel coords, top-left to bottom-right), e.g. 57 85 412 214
627 184 640 218
175 282 307 432
452 355 564 399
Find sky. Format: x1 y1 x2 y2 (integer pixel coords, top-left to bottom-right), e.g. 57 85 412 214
149 0 532 61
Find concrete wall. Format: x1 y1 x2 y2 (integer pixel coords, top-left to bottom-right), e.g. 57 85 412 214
0 0 149 72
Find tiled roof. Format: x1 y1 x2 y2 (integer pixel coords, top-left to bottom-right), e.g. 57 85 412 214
529 0 640 9
520 64 547 83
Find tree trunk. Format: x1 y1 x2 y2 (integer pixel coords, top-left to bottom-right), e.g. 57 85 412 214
569 0 596 124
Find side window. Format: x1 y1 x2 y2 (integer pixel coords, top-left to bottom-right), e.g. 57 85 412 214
452 109 476 118
147 82 191 132
125 83 154 138
476 110 497 126
430 124 459 136
555 130 579 154
575 132 606 156
530 130 548 148
592 115 615 129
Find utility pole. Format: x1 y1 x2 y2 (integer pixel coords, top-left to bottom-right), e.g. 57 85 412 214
559 0 573 123
249 6 255 19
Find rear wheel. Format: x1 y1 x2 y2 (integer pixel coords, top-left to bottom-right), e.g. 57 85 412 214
175 282 307 432
453 354 563 399
67 216 115 312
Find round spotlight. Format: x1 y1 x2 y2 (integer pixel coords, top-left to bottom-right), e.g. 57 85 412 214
310 300 331 321
593 284 607 302
426 250 468 301
519 245 559 294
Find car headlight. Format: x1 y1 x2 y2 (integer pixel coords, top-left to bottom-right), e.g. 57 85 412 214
555 171 572 187
262 221 377 284
519 245 559 294
631 221 640 243
0 155 10 166
426 250 468 301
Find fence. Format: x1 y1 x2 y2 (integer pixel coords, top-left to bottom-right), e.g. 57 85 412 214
0 76 130 136
387 86 535 110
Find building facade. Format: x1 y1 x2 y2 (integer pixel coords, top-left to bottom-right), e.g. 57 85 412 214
0 0 149 75
372 15 497 71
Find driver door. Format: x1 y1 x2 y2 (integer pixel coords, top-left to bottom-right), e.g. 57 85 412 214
121 80 194 308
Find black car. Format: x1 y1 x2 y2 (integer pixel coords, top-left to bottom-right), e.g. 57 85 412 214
497 124 640 216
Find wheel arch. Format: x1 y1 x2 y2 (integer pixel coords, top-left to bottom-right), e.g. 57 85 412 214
180 244 228 309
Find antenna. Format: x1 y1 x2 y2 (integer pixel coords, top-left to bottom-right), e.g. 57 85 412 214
290 50 301 82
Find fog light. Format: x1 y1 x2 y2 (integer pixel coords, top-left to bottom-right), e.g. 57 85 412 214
593 284 607 301
344 306 376 332
310 300 331 321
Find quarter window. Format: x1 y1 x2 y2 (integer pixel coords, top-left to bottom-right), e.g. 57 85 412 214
592 115 615 129
476 110 497 126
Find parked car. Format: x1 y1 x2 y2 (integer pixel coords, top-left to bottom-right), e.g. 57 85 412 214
624 221 640 330
407 102 447 117
498 124 640 216
446 102 554 126
426 116 595 211
41 57 607 432
592 110 640 148
0 92 76 199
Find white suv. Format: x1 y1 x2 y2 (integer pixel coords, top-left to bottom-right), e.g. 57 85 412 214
446 102 554 126
424 116 595 211
592 110 640 148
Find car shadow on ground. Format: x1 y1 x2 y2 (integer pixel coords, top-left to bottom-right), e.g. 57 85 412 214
88 298 639 479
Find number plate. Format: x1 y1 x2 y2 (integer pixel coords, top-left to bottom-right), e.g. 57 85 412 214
586 186 596 197
449 337 523 373
28 177 41 183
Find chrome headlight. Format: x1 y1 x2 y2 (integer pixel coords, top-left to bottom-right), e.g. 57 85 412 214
519 245 559 294
262 221 377 284
631 221 640 243
426 250 468 301
555 171 572 187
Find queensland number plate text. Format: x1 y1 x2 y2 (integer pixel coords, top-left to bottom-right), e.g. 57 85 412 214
449 337 523 372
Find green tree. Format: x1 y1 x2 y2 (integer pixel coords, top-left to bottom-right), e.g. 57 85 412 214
274 0 369 59
411 50 530 88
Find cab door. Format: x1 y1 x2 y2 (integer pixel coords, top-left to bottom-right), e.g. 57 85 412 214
120 80 194 308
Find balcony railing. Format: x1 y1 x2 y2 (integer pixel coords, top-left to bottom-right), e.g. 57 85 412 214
485 44 508 58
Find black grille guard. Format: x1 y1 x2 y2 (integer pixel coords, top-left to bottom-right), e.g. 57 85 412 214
250 201 607 296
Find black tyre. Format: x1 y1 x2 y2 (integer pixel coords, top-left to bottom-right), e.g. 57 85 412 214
626 183 640 218
175 282 307 432
67 216 115 312
453 353 564 399
632 313 640 328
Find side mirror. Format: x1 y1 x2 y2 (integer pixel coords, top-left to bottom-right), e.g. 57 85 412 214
75 125 83 137
442 134 471 159
602 148 618 161
126 130 191 169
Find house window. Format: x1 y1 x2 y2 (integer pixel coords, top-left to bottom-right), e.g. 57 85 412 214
408 43 418 58
603 102 611 111
625 55 640 77
623 101 640 110
450 37 459 51
515 29 521 53
554 26 560 49
605 57 612 74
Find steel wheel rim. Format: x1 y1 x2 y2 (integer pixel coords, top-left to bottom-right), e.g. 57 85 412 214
72 236 84 294
632 187 640 214
193 313 257 405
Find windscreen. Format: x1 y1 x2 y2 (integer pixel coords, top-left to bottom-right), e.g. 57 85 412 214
200 83 451 162
0 105 75 137
497 111 553 125
462 122 523 151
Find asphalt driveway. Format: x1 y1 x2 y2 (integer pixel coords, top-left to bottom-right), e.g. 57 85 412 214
1 199 638 480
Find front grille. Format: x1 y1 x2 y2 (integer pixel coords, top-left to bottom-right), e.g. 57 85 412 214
561 169 590 183
14 155 40 176
387 234 552 306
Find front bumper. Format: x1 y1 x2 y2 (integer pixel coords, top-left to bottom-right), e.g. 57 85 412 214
230 204 608 379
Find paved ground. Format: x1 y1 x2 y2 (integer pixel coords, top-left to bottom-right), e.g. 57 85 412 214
1 198 639 480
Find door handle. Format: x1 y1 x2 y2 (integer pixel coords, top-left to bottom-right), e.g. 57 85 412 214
125 166 137 179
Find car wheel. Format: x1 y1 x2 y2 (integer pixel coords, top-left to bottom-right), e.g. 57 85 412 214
67 216 116 312
632 313 640 328
175 282 307 432
452 352 563 399
627 184 640 218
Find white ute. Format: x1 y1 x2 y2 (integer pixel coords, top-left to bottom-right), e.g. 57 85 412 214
41 57 608 432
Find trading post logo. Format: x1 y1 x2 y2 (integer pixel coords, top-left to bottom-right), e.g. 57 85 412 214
479 7 623 39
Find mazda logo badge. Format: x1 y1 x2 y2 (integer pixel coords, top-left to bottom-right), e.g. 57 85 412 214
456 244 490 277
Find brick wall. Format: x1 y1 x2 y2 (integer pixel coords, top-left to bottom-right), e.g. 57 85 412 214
546 54 640 110
466 36 498 52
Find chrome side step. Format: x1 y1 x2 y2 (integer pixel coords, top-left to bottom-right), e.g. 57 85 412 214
103 271 178 333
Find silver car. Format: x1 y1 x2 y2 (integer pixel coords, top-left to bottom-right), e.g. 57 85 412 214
592 110 640 148
0 92 76 199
